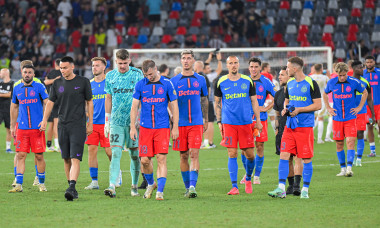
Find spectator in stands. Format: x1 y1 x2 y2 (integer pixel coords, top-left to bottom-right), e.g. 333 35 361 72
69 28 82 56
261 17 273 47
81 29 90 56
94 4 106 30
95 27 106 53
74 54 85 76
18 0 29 16
0 54 10 69
230 0 244 15
58 11 68 43
57 0 72 18
81 3 94 35
114 7 126 34
347 42 358 60
209 34 227 49
47 13 56 34
106 24 118 58
10 54 21 79
184 35 196 48
106 1 116 26
261 62 274 81
196 35 209 48
229 33 248 48
12 34 25 54
206 0 221 34
39 27 54 57
372 46 380 64
72 0 81 26
245 7 260 45
358 40 370 58
174 66 182 76
159 64 170 79
347 60 354 76
146 0 162 31
126 0 141 27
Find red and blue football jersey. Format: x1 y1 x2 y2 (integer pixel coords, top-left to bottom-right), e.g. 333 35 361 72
252 75 276 121
363 68 380 105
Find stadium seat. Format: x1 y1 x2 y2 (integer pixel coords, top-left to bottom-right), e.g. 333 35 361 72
139 27 150 36
302 9 313 17
297 32 307 42
376 16 380 24
310 25 322 34
278 9 289 18
291 0 302 10
336 40 347 49
353 0 363 9
323 25 334 33
324 40 335 50
132 43 142 49
194 11 204 19
276 41 287 47
351 8 362 17
280 1 290 10
137 35 148 44
176 26 187 35
299 25 309 34
363 8 374 16
359 32 370 41
303 1 314 9
365 0 375 9
371 32 380 42
142 19 150 27
349 24 359 33
325 16 335 26
273 33 283 42
160 11 168 21
127 36 136 45
284 34 296 42
315 1 326 9
149 35 160 44
360 24 372 33
286 24 297 34
328 0 338 10
175 35 184 44
362 14 373 24
267 9 276 17
178 18 189 27
314 8 326 19
337 16 348 26
313 16 325 25
167 19 178 29
376 8 380 16
347 33 357 42
200 26 210 35
288 41 299 47
256 1 266 9
169 11 180 19
195 0 207 11
300 40 310 47
127 26 138 36
161 35 172 44
191 18 201 27
333 32 345 42
152 26 164 36
338 8 350 17
171 2 182 11
188 26 200 35
335 48 346 58
300 16 311 25
224 34 232 43
322 33 332 42
180 10 192 20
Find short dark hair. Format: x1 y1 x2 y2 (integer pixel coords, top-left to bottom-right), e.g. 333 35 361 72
365 55 375 61
248 57 262 66
60 56 74 64
314 63 322 72
142 59 156 73
22 64 35 71
288 56 304 68
55 58 61 66
116 49 130 60
158 64 168 73
281 66 287 71
351 60 363 68
261 62 269 69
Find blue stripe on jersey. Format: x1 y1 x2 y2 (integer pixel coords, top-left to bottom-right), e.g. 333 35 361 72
12 81 48 130
217 74 254 125
133 76 177 129
170 72 208 127
252 75 276 121
363 68 380 105
91 79 106 124
287 76 315 127
325 76 365 122
355 77 370 114
105 67 144 127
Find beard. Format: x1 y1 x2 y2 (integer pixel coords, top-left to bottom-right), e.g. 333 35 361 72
23 77 33 84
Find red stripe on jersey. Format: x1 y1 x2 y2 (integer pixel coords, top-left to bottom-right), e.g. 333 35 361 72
25 88 28 97
342 100 345 119
152 105 155 128
188 99 192 123
153 85 156 95
27 106 31 128
370 72 372 80
187 78 190 88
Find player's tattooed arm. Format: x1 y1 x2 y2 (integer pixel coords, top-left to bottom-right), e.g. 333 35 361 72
201 96 209 132
214 96 222 123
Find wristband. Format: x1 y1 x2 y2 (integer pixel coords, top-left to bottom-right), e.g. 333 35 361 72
105 113 111 122
217 121 221 124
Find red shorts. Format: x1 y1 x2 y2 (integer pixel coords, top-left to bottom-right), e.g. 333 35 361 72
280 127 314 158
13 122 19 146
221 124 254 149
356 113 368 131
254 120 268 142
172 125 203 151
367 105 380 121
333 119 357 140
85 124 110 147
15 129 46 153
139 126 170 157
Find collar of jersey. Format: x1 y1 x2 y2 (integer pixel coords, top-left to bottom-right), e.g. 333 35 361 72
21 81 35 88
180 75 196 80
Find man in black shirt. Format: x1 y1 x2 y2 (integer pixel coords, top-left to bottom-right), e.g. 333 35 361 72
44 58 62 152
40 56 93 201
273 66 302 196
0 68 14 153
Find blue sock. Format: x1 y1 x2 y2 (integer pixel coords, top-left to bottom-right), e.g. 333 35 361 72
89 167 98 181
245 158 255 181
189 170 198 187
303 162 313 188
357 139 364 159
254 156 264 177
144 173 154 186
336 150 346 168
157 177 167 193
35 165 38 177
14 167 16 178
228 157 238 188
370 143 375 152
16 173 23 184
241 154 247 172
38 172 45 184
347 149 355 167
181 171 190 189
278 159 289 185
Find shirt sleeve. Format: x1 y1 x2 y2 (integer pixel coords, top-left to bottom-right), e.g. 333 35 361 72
324 80 332 94
249 81 256 96
49 81 57 102
39 84 49 100
84 78 92 101
273 91 280 111
200 76 208 97
214 79 222 97
311 80 321 99
11 86 18 104
285 87 289 99
167 81 177 102
366 83 371 94
132 81 142 100
105 73 111 94
268 80 276 97
356 80 365 94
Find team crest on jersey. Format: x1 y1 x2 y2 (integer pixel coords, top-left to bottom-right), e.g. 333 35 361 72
258 85 264 92
193 81 199 88
241 83 247 90
303 145 309 152
301 85 307 93
59 86 64 93
346 86 351 92
29 90 36 97
158 87 164 94
173 90 177 95
7 85 10 90
375 75 378 80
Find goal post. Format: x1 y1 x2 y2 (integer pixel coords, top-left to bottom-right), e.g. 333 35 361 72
113 47 333 78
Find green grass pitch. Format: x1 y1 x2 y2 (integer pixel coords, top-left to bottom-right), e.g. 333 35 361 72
0 122 379 227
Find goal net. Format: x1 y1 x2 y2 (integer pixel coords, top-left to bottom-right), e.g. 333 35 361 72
113 47 333 78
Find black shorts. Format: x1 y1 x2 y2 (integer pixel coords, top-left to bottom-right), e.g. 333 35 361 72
48 104 59 122
0 111 10 129
58 125 86 161
148 14 161 22
275 126 285 155
208 101 215 122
